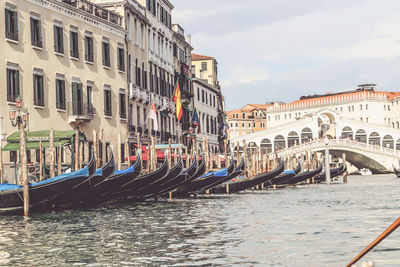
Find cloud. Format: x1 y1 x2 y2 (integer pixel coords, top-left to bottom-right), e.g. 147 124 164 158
172 0 400 110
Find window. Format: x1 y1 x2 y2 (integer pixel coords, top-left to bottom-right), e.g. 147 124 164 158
366 104 368 110
201 62 207 70
6 63 19 102
249 123 251 127
56 75 66 110
30 15 42 48
70 27 79 58
197 87 200 101
33 69 44 107
102 38 110 67
85 32 94 62
53 22 63 54
242 123 244 127
119 91 126 119
205 92 208 104
213 95 216 107
104 86 112 117
120 143 125 163
201 90 204 102
360 104 363 111
254 123 256 127
87 83 93 116
71 80 83 115
117 44 125 71
5 6 18 41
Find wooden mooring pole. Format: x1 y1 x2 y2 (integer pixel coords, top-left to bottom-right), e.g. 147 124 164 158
49 129 55 178
20 123 29 216
0 117 3 184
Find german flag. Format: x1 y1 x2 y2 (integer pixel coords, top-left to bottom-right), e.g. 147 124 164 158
173 80 183 121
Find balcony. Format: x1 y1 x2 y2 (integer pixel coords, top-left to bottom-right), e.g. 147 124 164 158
61 0 122 26
129 84 149 103
68 102 95 124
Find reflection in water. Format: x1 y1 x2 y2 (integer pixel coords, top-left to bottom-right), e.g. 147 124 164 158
0 175 398 266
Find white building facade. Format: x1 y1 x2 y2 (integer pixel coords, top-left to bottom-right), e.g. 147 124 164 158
192 78 220 153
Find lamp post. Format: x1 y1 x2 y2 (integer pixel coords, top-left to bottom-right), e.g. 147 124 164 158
9 95 30 216
324 136 331 184
0 117 4 183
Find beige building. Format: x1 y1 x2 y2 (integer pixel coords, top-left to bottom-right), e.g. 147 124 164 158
227 104 269 139
1 0 128 167
191 53 220 89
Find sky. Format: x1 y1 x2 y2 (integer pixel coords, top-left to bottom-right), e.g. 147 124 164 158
172 0 400 110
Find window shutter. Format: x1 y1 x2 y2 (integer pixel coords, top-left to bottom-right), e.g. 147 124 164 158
15 70 19 97
14 12 18 35
5 10 10 33
30 17 34 45
53 25 57 50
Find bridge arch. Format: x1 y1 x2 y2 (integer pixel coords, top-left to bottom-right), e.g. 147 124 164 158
301 127 313 143
341 126 353 139
288 131 299 147
316 110 337 138
260 138 272 154
274 135 286 151
382 135 394 149
369 132 380 146
355 129 367 143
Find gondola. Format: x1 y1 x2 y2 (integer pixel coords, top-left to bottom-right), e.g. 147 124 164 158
46 152 115 209
168 156 206 192
279 164 323 186
314 164 345 183
393 165 400 178
0 154 96 214
129 155 183 198
112 153 169 199
73 153 142 206
265 163 302 187
202 158 246 191
210 159 284 194
174 159 236 195
148 155 199 198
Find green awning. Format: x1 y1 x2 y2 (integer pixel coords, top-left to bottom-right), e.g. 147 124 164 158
2 130 85 151
3 140 70 151
161 112 169 118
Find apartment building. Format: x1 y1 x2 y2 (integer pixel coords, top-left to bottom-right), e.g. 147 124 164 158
227 104 269 139
1 0 128 165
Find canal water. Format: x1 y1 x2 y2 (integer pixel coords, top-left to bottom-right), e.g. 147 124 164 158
0 175 398 266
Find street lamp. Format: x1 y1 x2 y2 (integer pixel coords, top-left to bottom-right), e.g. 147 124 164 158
9 95 30 216
324 136 331 184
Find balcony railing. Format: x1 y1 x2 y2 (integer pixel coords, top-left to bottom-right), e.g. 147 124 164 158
5 31 18 41
34 98 44 107
54 45 64 54
32 38 42 48
85 54 94 62
138 126 143 134
129 125 136 133
62 0 122 26
70 50 79 59
68 102 95 120
144 129 149 136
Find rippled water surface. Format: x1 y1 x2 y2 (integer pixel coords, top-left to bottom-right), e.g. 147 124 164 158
0 175 399 266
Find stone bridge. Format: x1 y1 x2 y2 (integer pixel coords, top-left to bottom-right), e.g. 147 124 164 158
270 139 400 174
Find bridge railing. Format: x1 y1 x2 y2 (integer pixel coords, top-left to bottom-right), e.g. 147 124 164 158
270 138 400 159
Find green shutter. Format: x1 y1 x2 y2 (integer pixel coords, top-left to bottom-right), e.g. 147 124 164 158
72 82 78 115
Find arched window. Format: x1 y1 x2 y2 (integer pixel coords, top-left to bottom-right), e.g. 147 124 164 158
355 129 367 143
369 132 380 146
260 138 272 154
341 126 353 139
382 135 394 149
301 127 313 143
274 135 286 151
288 131 299 147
